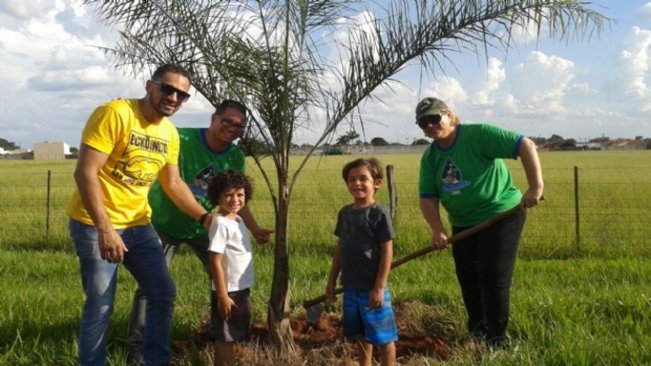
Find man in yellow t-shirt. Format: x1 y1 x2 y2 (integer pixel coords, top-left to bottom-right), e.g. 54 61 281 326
66 64 212 366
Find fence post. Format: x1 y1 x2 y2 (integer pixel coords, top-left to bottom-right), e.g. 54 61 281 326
574 166 580 250
386 165 397 222
46 170 51 241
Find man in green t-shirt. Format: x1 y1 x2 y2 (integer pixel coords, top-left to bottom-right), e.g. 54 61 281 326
127 100 273 364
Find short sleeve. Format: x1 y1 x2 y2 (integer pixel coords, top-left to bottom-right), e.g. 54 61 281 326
208 217 229 253
419 147 439 198
334 207 345 237
81 105 123 154
374 206 395 243
166 123 180 165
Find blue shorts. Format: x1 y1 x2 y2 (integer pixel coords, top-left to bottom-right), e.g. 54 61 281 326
211 288 251 342
342 288 398 345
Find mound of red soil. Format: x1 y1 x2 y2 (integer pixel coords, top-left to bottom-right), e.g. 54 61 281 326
183 301 455 363
186 305 455 361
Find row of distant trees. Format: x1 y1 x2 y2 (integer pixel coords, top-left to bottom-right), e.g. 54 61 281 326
239 129 431 155
302 130 430 147
4 133 650 155
239 131 651 156
325 130 427 147
0 138 19 151
531 134 651 151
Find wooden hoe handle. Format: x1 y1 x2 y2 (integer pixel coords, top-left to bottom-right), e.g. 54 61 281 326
302 205 523 309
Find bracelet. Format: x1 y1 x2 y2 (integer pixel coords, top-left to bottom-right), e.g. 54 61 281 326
198 212 210 225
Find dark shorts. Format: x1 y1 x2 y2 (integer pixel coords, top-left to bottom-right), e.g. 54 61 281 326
211 288 251 342
342 287 398 345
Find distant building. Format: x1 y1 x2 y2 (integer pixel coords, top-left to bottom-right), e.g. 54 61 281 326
575 142 602 150
33 141 70 160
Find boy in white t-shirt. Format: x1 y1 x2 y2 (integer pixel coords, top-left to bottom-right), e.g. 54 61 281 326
207 169 257 366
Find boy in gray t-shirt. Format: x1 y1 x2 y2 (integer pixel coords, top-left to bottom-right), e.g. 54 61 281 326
326 157 398 366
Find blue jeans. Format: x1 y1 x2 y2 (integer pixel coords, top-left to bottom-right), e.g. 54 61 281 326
128 231 215 363
69 220 176 366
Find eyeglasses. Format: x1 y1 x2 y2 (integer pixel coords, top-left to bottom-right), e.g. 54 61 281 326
219 115 246 130
151 80 191 102
416 114 442 129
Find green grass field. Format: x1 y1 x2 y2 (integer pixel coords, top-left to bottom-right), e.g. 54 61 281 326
1 151 651 365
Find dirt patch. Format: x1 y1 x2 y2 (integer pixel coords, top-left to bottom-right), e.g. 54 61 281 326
286 310 454 360
190 302 455 362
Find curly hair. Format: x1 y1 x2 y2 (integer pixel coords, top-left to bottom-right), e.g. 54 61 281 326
207 169 253 206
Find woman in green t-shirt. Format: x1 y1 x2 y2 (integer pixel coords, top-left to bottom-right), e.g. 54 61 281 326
415 97 544 348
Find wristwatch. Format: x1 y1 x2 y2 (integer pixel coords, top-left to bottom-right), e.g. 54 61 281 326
198 212 210 225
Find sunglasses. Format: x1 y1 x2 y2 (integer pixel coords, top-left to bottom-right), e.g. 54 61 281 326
152 80 191 102
219 116 246 130
416 114 442 129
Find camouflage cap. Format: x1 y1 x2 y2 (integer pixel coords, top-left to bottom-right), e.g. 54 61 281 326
415 97 448 121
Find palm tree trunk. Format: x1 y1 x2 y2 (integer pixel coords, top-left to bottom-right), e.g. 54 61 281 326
267 183 295 352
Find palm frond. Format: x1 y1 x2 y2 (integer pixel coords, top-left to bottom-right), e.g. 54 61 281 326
84 4 610 336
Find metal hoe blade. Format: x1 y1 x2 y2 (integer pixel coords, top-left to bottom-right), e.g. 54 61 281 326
306 302 324 326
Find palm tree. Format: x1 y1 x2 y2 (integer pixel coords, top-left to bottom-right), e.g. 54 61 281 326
336 130 361 146
85 0 609 352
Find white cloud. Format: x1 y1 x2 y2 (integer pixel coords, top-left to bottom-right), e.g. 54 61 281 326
1 0 650 148
424 76 469 111
0 1 112 88
611 27 651 102
472 57 506 106
27 66 116 91
501 10 547 46
636 2 651 17
0 0 150 147
357 80 418 140
327 11 382 89
511 51 575 114
567 83 595 95
499 94 518 115
0 0 58 20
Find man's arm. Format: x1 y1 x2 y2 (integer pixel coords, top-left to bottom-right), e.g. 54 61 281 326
158 163 212 227
73 143 127 262
238 205 273 244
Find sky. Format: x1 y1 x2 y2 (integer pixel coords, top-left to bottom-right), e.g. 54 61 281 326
1 1 651 149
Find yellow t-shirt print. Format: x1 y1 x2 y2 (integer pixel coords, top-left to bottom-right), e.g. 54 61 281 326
66 99 180 228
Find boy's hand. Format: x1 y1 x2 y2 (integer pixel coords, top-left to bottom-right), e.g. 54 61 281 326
368 287 384 309
218 296 236 320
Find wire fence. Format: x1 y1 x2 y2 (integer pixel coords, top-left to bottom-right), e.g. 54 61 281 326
1 165 650 257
